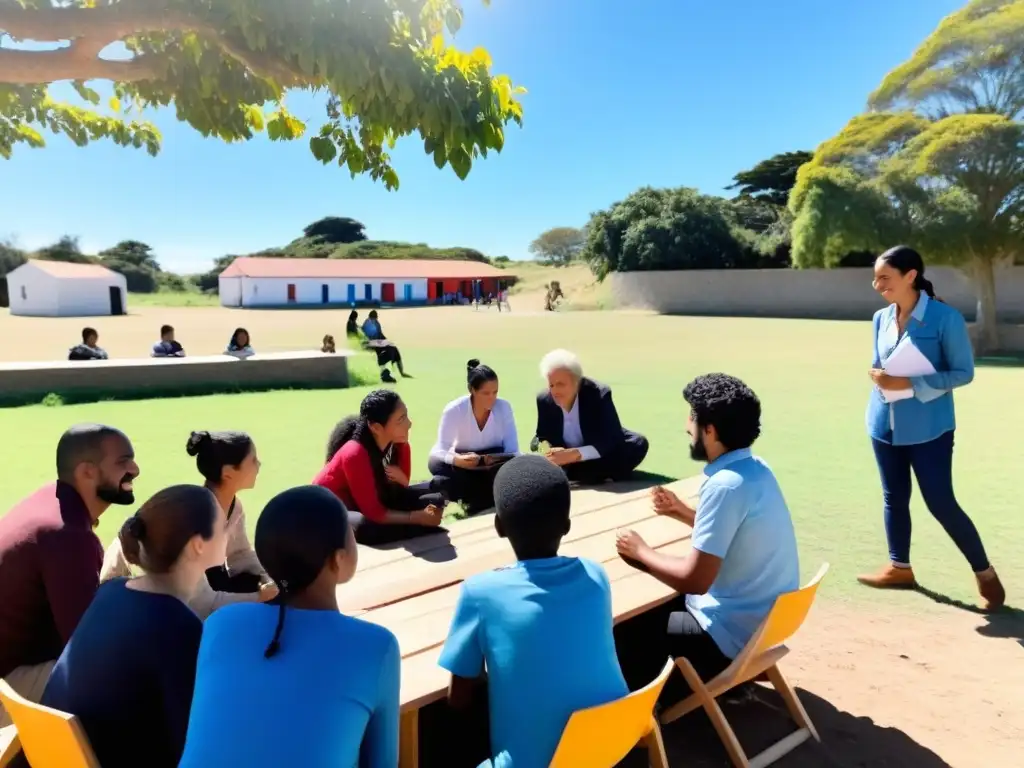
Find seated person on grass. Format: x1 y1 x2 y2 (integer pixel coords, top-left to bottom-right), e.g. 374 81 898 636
35 485 227 768
68 327 108 361
361 309 408 382
179 486 400 768
314 389 446 546
151 324 186 358
0 424 138 729
101 430 276 619
436 454 628 768
533 349 649 484
428 359 520 515
614 374 799 698
224 327 254 359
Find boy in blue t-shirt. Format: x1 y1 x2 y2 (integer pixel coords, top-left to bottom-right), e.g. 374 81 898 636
438 454 628 767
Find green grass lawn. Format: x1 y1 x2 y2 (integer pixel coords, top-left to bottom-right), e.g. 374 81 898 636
0 312 1020 610
128 291 220 308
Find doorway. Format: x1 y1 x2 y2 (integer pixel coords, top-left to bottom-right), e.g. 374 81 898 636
321 284 329 304
287 284 297 303
108 286 123 315
403 284 413 302
363 284 373 302
381 283 395 303
434 281 444 301
347 284 356 304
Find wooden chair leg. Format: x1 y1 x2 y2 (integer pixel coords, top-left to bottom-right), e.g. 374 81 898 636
766 665 820 742
643 716 669 768
677 659 750 768
399 708 419 768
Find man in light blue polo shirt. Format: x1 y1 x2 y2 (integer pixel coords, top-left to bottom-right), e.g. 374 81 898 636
616 373 799 692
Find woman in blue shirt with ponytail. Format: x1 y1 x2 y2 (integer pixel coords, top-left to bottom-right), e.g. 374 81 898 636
858 246 1004 610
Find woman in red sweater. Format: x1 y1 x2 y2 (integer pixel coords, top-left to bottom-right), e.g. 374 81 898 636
314 389 446 546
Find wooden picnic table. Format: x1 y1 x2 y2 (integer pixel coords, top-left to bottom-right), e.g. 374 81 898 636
344 475 703 768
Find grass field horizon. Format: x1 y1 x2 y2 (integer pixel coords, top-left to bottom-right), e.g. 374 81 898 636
0 307 1020 613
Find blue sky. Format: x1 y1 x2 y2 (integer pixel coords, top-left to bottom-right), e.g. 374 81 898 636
1 0 963 273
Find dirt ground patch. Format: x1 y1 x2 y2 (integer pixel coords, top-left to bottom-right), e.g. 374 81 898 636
624 599 1023 768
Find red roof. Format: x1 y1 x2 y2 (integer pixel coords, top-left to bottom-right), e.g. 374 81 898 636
27 259 120 279
219 257 510 280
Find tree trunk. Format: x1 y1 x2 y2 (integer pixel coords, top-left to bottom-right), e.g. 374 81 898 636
971 256 1000 355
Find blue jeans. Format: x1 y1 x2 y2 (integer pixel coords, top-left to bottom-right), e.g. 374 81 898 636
871 430 990 572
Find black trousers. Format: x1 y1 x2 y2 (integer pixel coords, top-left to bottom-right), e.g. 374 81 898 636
427 447 504 513
564 430 650 485
614 595 731 704
419 682 492 768
347 481 447 546
204 567 263 594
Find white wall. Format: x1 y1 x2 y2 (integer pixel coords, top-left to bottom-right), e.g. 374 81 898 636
57 276 127 316
5 264 58 316
228 276 429 307
219 276 243 307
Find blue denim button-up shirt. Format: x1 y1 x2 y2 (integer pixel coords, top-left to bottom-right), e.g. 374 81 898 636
866 293 975 446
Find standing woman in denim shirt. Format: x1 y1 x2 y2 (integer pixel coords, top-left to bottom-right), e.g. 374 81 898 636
858 246 1004 610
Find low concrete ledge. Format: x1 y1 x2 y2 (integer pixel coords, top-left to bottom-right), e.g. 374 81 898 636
0 350 354 405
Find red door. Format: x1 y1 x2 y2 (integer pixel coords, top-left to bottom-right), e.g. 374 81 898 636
381 283 395 303
286 283 296 302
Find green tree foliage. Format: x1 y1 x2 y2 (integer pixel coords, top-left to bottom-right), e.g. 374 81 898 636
528 227 586 266
0 239 27 307
99 239 162 292
302 217 367 244
35 235 93 263
790 0 1024 352
0 1 525 188
582 187 785 280
728 150 813 206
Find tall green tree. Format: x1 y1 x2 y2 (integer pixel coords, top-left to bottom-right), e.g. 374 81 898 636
528 227 586 266
790 0 1024 352
0 239 27 307
99 240 161 292
728 150 813 207
0 1 525 188
302 217 367 245
35 235 93 263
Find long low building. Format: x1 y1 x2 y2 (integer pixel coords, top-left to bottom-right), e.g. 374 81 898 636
218 257 512 308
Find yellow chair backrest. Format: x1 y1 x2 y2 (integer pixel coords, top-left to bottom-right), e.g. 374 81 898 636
0 680 99 768
750 563 830 657
549 659 674 768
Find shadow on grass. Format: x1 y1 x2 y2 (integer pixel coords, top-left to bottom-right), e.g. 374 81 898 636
619 685 950 767
913 585 1023 647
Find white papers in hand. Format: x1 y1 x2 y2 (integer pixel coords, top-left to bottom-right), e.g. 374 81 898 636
880 337 936 403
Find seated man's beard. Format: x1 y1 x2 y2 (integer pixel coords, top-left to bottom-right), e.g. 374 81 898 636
689 437 709 462
97 473 136 505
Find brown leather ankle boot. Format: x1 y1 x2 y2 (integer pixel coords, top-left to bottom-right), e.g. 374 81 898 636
976 568 1005 611
857 563 917 589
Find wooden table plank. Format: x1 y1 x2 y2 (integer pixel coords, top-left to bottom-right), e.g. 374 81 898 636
339 491 679 613
354 479 689 572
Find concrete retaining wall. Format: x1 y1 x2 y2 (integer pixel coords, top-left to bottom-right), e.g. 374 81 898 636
610 266 1024 322
0 350 352 405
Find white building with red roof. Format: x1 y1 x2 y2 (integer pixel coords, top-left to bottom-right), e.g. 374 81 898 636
4 260 128 317
218 257 512 308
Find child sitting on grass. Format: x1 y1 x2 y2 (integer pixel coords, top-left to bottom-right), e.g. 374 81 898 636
435 454 628 767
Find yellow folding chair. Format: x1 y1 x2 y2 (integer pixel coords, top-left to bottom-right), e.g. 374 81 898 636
660 563 830 768
0 680 99 768
549 658 674 768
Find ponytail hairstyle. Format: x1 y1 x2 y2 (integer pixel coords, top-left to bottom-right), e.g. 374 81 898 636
878 245 943 303
254 485 351 659
186 430 254 485
466 359 498 392
119 485 219 574
324 390 403 501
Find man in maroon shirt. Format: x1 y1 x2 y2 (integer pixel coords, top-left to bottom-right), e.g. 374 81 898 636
0 423 138 728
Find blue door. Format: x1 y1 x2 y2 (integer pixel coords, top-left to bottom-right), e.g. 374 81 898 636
403 284 413 302
321 284 329 304
347 284 356 304
364 284 373 302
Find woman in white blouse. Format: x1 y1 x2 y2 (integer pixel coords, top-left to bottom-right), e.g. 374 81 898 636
428 359 520 514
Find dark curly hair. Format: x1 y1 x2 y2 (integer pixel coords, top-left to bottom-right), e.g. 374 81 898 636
682 373 761 451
